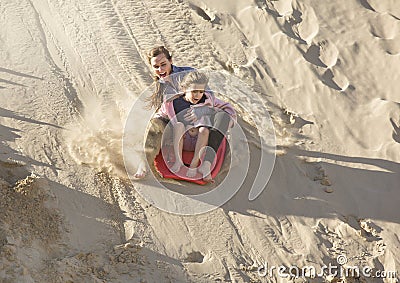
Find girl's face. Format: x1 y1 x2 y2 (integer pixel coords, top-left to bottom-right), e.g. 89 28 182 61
150 53 173 79
184 84 206 104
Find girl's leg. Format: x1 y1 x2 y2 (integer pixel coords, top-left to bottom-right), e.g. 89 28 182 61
135 117 167 179
187 126 209 177
199 111 231 182
204 111 231 163
197 160 213 183
171 122 185 173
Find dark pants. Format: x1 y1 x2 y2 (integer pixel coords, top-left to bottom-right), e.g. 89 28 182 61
146 112 231 165
204 111 232 163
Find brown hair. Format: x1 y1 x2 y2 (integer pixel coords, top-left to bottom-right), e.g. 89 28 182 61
147 46 172 65
146 46 172 110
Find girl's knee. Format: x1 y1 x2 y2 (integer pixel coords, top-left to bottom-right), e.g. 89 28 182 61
175 122 185 131
198 127 209 136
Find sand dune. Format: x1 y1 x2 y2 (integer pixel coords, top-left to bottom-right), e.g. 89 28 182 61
1 0 399 282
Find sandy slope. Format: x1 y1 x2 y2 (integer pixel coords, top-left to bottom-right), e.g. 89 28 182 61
1 0 399 282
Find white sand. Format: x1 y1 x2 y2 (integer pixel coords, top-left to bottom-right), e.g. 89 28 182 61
1 0 399 282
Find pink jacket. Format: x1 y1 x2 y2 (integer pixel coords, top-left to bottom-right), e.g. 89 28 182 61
158 92 237 127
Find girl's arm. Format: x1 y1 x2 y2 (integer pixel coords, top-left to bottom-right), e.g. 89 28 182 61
211 96 237 125
156 101 179 126
155 102 169 120
186 97 237 128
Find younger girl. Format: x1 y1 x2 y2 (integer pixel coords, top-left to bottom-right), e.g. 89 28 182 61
159 71 236 181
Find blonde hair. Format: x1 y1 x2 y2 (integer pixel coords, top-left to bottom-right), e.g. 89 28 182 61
180 71 209 90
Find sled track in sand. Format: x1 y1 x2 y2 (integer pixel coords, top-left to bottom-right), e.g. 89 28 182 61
113 0 221 69
36 0 223 93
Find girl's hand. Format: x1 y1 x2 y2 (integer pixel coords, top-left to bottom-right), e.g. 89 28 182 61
184 106 216 123
184 108 198 123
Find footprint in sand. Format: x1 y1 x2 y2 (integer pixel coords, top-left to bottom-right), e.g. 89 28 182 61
369 13 399 39
304 40 339 68
322 68 350 91
364 2 400 55
304 40 349 91
369 13 400 55
264 1 319 45
270 2 349 90
188 3 220 24
290 4 319 44
365 0 400 19
317 40 339 68
269 0 293 17
381 38 400 55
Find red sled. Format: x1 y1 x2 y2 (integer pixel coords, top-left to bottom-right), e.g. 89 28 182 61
154 138 227 185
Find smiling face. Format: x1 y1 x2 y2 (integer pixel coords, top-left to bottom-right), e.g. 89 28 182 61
150 53 173 79
184 84 206 104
